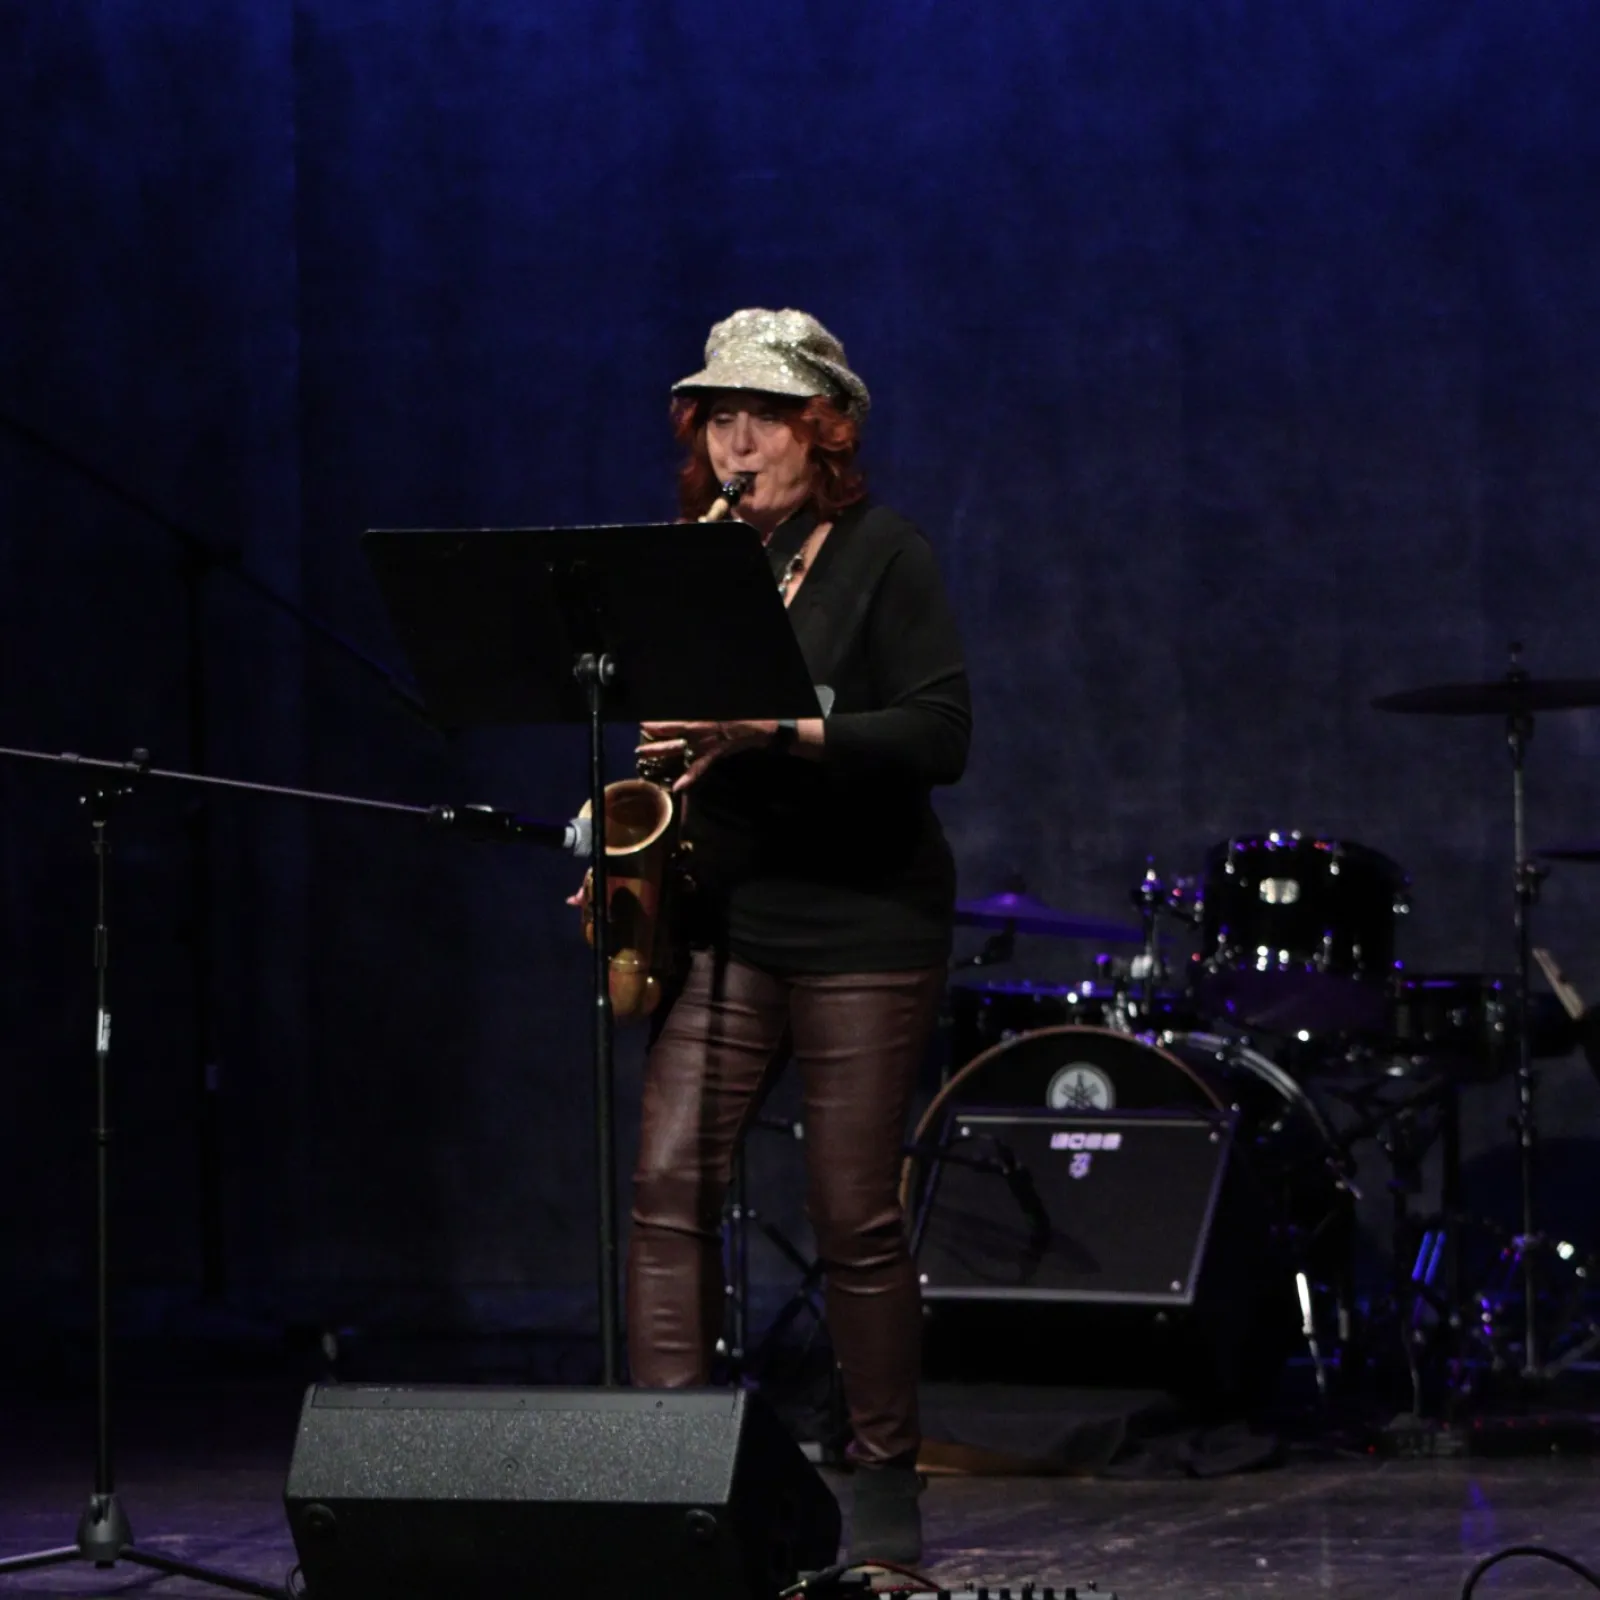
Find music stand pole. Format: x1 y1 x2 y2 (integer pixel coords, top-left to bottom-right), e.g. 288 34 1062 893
576 651 622 1385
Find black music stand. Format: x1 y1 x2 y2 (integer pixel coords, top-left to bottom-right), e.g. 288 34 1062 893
362 522 821 1386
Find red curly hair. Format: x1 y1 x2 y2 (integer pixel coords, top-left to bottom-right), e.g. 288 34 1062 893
670 392 868 521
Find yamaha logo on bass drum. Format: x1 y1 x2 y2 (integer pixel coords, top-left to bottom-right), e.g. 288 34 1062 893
1045 1061 1116 1111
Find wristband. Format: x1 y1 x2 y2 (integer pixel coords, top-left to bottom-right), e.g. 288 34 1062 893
770 718 798 754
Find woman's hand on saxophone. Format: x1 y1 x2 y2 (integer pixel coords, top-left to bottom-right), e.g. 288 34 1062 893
638 720 778 791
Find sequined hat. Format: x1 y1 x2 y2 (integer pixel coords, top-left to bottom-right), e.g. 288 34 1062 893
672 307 871 420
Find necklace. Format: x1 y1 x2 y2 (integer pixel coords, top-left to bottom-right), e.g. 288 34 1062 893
776 549 809 600
764 507 821 601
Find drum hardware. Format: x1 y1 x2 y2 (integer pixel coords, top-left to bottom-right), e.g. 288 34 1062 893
1127 859 1199 1032
1296 1269 1333 1399
1282 1062 1447 1418
715 1116 854 1457
719 1114 831 1385
1380 1209 1600 1415
946 865 1204 1071
1452 1223 1600 1385
947 868 1208 1074
1309 1013 1600 1422
1532 946 1600 1086
1193 830 1410 1036
1373 643 1600 1379
1330 1065 1465 1417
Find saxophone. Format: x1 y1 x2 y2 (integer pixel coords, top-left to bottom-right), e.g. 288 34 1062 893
578 473 751 1020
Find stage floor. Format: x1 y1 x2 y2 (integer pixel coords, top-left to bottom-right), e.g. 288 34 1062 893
1 1374 1598 1598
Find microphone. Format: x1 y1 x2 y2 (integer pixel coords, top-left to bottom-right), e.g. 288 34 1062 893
428 804 591 856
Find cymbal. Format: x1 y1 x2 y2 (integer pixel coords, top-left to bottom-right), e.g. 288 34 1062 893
1373 676 1600 716
954 891 1143 943
1538 842 1600 863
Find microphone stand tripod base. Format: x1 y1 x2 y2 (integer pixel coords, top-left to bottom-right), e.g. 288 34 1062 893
80 1493 133 1564
1 1494 281 1594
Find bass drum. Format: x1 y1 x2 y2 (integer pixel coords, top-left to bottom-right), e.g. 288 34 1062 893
909 1025 1345 1247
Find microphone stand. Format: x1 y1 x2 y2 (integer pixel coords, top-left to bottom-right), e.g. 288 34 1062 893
0 744 586 847
0 741 584 1598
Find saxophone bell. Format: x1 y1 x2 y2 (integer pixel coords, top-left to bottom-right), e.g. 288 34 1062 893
577 772 683 1021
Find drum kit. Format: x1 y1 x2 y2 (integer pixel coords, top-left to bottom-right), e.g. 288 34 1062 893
939 648 1600 1416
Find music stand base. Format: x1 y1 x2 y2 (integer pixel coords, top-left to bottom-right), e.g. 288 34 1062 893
0 1491 284 1597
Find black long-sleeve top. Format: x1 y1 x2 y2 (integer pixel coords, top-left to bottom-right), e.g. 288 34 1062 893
684 498 971 973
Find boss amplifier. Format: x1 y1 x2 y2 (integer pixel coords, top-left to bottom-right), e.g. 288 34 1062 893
915 1108 1236 1306
912 1105 1295 1406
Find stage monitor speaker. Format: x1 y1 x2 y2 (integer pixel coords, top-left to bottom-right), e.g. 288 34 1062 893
914 1108 1295 1407
283 1384 841 1600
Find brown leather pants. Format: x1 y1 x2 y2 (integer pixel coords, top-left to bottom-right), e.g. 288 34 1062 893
628 948 945 1464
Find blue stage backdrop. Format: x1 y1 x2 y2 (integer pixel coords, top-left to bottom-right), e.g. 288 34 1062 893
3 0 1600 1338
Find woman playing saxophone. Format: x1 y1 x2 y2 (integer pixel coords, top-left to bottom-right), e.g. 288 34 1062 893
626 307 971 1565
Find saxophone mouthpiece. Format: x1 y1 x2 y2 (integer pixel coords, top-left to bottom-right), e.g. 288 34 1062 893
701 473 754 522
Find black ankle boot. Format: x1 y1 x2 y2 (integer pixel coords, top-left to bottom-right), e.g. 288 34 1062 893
850 1462 923 1565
